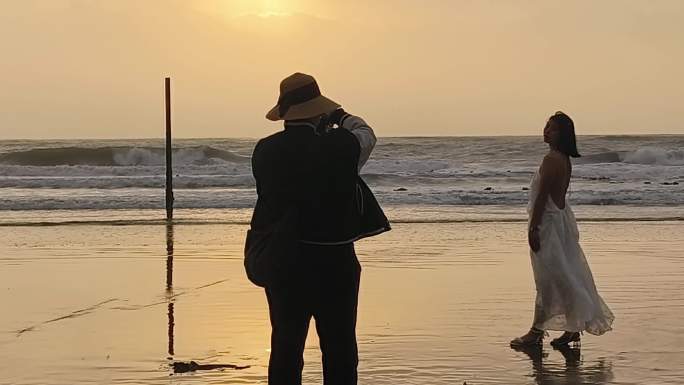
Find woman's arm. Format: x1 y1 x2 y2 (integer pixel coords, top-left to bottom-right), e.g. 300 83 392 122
528 154 559 251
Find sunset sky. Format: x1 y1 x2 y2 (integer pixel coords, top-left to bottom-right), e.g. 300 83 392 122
1 0 682 139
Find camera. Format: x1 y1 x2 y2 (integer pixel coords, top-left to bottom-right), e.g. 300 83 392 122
315 108 346 135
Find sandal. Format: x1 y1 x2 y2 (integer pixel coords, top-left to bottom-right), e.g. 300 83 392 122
550 331 581 347
510 328 545 347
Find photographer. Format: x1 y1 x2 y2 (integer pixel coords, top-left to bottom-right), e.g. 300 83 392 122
249 72 389 385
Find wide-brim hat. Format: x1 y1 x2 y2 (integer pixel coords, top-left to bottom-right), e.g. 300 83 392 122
266 73 340 121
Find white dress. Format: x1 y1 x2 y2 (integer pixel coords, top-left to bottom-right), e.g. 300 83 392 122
528 171 614 335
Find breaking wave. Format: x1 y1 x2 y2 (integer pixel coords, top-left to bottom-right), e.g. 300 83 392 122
0 146 250 166
622 147 684 166
577 147 684 166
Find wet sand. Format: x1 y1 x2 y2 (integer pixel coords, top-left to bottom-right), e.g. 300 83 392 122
1 220 683 384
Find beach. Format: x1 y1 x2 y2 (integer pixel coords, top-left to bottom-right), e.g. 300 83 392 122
2 215 684 384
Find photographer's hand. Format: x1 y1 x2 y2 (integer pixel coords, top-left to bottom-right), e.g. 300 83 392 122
328 108 348 127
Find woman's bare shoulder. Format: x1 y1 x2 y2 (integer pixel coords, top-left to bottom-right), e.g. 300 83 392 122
542 151 567 167
540 152 568 179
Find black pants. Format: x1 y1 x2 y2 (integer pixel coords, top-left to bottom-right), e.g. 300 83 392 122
266 243 361 385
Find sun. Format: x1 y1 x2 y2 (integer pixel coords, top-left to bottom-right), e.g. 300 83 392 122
256 0 291 17
227 0 293 18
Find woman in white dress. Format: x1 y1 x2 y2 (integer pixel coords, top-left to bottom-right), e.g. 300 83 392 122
511 112 614 347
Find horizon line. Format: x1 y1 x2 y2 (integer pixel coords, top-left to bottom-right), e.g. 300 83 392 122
1 133 683 141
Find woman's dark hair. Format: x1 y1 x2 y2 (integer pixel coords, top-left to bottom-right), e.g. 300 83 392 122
549 111 581 158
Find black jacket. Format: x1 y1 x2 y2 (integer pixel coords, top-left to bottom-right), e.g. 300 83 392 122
250 125 389 244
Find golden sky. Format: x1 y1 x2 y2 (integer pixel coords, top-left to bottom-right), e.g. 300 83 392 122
0 0 682 139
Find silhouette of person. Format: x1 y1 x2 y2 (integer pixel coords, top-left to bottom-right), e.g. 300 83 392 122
250 73 389 385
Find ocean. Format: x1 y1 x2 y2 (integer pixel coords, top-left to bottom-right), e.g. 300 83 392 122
1 135 683 223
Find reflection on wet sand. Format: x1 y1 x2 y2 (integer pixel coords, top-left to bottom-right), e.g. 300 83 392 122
165 222 175 358
512 345 614 385
163 222 252 375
